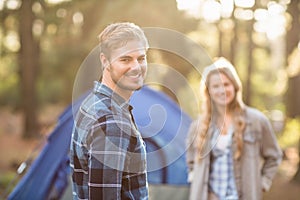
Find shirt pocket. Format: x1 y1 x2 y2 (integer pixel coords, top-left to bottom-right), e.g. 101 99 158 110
243 131 260 158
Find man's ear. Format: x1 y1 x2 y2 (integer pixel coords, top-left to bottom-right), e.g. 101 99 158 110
100 53 110 70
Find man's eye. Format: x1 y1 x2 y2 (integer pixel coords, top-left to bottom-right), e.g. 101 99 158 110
120 58 130 62
138 57 146 62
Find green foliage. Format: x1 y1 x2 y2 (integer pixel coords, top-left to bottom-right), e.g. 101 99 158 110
251 48 281 110
0 171 16 196
278 118 300 149
0 54 20 107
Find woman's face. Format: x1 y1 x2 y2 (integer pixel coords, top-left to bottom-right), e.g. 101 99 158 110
208 72 236 108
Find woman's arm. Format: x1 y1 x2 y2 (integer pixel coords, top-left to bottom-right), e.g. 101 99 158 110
259 113 283 191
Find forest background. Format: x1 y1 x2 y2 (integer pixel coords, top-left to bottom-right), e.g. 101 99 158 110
1 0 300 199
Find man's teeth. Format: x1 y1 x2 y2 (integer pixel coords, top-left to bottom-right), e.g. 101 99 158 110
128 73 140 78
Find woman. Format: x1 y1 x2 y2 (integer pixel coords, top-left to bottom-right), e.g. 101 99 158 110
186 57 282 200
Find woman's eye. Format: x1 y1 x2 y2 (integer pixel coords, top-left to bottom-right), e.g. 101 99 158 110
212 84 219 89
224 82 230 87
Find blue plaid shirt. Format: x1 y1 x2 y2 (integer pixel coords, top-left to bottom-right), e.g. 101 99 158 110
209 128 239 200
70 81 148 200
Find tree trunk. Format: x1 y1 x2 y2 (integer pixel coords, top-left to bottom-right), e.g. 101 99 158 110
286 0 300 56
287 0 300 183
19 0 39 138
244 19 254 106
293 135 300 183
218 22 223 57
229 18 237 66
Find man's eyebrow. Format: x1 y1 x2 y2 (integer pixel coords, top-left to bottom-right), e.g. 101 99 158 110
118 55 132 59
119 54 146 59
136 54 146 59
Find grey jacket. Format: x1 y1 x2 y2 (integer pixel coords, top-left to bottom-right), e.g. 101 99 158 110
186 107 282 200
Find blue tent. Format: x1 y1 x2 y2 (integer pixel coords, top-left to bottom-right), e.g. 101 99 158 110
8 86 192 200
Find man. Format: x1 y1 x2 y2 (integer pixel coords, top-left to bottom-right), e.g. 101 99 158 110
70 22 149 200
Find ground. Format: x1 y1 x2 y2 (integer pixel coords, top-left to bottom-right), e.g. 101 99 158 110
0 106 300 199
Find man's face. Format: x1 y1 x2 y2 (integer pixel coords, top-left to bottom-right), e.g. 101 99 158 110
107 40 147 92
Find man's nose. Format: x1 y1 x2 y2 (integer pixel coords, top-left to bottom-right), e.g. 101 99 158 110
131 59 141 69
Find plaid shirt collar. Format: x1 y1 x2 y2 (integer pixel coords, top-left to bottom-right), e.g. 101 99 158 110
93 81 131 111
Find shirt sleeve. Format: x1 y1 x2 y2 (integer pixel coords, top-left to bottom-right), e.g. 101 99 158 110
86 114 132 200
260 114 283 191
186 118 201 182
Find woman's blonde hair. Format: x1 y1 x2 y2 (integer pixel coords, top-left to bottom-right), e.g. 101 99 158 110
196 57 246 160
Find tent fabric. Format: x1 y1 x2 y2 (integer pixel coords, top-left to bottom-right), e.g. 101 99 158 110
8 86 192 200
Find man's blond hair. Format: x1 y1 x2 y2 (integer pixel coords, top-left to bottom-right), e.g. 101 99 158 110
98 22 149 59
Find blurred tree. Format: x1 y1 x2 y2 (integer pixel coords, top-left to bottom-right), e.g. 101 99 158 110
19 0 39 138
243 17 254 106
284 0 300 183
286 75 300 118
286 0 300 56
0 0 76 138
